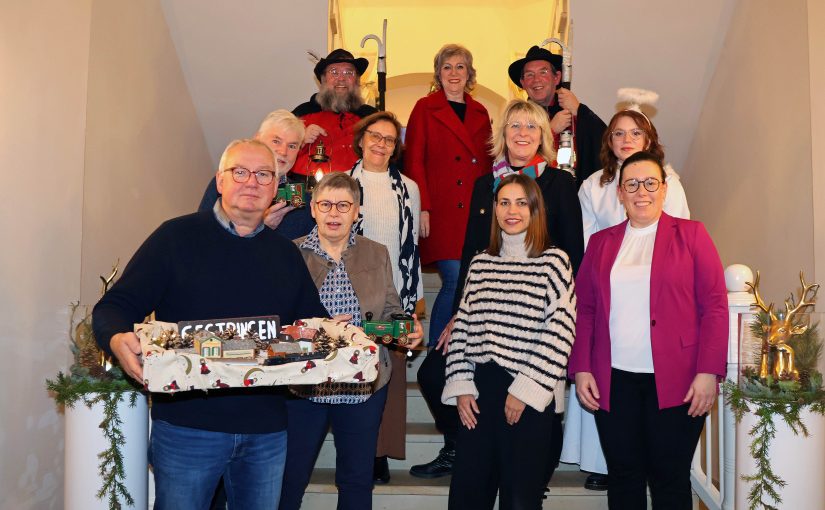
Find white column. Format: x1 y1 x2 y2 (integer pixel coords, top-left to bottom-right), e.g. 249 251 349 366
735 409 825 509
64 393 149 510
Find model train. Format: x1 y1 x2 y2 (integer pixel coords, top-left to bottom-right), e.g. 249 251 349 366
275 182 306 208
363 312 414 347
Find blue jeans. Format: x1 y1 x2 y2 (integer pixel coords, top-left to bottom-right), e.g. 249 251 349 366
430 259 460 347
150 420 286 510
279 384 389 510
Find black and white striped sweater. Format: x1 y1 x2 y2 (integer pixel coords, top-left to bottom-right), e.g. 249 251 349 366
442 245 576 413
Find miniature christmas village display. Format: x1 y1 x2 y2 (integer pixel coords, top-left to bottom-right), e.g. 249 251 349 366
138 317 379 393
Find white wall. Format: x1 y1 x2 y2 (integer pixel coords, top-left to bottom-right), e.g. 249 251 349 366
160 0 329 167
0 2 92 508
683 0 815 299
571 0 737 176
809 0 825 291
80 0 213 304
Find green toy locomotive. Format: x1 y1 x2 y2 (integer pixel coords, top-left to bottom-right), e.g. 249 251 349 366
275 182 305 208
363 312 414 347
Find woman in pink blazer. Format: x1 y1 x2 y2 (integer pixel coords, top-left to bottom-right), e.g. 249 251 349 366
567 150 728 510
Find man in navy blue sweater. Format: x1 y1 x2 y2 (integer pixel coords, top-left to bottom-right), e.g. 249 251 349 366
93 139 326 510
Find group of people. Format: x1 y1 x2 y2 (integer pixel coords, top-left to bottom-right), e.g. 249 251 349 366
93 42 729 510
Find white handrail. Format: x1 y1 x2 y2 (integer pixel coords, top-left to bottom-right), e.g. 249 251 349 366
691 264 754 510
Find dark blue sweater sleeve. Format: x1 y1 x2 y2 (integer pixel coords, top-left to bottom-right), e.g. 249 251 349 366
92 224 173 357
285 240 328 320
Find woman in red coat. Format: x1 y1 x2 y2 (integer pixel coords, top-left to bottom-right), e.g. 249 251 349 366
404 43 492 352
404 43 492 479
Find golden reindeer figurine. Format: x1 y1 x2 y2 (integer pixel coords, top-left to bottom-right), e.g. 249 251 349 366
745 271 819 381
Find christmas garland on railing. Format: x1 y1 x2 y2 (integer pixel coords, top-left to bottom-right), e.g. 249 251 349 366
724 380 825 510
45 302 143 510
723 313 825 510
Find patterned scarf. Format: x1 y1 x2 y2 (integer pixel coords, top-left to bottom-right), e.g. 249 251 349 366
492 153 548 190
349 160 420 314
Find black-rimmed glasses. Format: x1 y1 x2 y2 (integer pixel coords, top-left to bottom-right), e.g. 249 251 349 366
621 177 662 193
314 200 354 213
224 166 275 185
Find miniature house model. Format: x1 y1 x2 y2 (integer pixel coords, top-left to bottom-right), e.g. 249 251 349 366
195 337 222 358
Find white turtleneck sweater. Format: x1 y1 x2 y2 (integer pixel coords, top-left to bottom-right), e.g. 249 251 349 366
442 231 576 413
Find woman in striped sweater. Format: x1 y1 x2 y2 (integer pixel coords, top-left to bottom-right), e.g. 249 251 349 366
442 173 576 510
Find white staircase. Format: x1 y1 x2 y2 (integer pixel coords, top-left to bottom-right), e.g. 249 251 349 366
300 271 610 509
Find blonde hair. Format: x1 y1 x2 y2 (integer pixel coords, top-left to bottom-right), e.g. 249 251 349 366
490 99 556 163
431 44 477 93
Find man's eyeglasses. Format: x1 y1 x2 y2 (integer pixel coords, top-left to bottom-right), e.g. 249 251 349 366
521 68 553 81
611 128 645 141
326 68 356 78
621 177 662 193
314 200 354 213
224 166 275 185
365 130 398 147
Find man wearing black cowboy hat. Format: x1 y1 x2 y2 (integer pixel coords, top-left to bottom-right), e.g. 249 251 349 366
292 49 377 176
509 46 606 187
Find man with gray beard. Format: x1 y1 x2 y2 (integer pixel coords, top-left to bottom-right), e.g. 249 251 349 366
292 49 377 176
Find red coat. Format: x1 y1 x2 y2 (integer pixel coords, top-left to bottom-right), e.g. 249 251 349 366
291 95 377 175
568 213 729 411
404 90 492 264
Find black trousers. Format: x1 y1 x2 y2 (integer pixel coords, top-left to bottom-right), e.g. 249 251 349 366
448 363 554 510
417 347 460 448
594 369 705 510
418 348 563 479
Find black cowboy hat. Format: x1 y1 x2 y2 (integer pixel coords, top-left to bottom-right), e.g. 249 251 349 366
507 46 563 87
313 49 369 80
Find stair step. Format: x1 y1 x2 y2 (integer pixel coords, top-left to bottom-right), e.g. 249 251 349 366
316 422 443 470
406 381 433 423
303 469 609 509
405 349 426 383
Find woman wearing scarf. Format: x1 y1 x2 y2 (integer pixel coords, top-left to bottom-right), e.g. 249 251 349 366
348 111 423 484
456 99 583 303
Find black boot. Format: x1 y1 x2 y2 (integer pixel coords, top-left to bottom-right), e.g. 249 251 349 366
584 473 608 491
373 456 390 485
409 447 455 479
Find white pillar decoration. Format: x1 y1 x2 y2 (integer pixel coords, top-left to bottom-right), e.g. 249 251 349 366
735 409 825 509
64 393 149 510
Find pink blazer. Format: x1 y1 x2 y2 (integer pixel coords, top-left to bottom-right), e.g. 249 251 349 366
568 212 728 411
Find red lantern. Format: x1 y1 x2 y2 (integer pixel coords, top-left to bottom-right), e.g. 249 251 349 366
306 140 331 191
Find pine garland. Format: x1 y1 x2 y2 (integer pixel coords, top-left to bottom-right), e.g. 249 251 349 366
45 303 143 510
724 318 825 510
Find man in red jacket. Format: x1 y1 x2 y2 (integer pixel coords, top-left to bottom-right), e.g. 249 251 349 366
292 49 377 177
